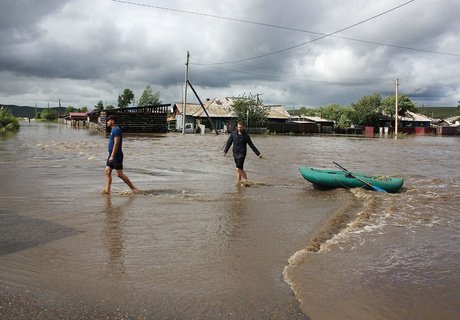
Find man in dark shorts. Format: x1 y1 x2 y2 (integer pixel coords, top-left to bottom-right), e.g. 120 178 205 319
104 115 139 194
223 121 263 182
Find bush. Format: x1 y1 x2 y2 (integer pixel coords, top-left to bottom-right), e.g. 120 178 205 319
39 109 58 121
0 107 20 132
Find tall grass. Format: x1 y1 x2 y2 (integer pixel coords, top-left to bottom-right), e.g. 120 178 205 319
0 106 20 133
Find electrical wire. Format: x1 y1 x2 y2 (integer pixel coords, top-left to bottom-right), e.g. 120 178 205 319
110 0 460 63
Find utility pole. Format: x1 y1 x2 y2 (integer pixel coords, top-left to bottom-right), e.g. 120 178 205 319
182 51 190 135
395 78 399 137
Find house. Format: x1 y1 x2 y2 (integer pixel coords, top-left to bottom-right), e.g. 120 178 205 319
434 115 460 136
63 112 88 127
399 111 434 128
290 115 335 133
379 111 434 128
171 97 290 132
172 98 233 132
443 116 460 126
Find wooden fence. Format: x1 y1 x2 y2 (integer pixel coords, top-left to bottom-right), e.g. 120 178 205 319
101 104 170 133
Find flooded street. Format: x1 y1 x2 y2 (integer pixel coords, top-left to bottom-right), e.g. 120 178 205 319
1 122 459 319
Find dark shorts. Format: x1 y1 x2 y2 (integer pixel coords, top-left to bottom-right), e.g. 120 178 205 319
234 156 245 170
106 154 123 170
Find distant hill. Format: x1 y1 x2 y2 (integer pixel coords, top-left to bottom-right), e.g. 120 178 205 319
0 104 64 118
419 107 458 119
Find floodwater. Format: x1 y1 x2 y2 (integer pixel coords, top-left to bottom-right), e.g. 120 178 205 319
0 122 459 319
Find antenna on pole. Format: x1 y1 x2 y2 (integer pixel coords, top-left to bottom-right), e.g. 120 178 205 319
182 51 190 135
395 78 399 138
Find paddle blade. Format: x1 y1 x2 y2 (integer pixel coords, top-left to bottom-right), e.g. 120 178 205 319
371 185 387 193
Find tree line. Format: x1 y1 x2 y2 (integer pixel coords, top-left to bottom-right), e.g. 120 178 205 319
92 85 162 113
229 92 428 129
294 93 419 128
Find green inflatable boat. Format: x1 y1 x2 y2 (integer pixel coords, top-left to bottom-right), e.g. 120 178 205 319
299 166 404 193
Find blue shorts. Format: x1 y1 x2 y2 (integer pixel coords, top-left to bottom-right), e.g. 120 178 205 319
234 157 245 170
106 154 123 170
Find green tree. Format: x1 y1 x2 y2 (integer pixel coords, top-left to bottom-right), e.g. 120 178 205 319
138 85 161 106
298 106 320 117
106 105 115 110
232 94 268 127
65 106 77 114
80 106 88 113
94 100 104 112
40 109 58 121
118 88 134 108
319 104 352 128
381 94 417 123
349 93 382 127
0 107 20 132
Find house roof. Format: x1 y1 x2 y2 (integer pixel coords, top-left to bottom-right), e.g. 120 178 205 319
399 111 434 122
292 115 334 123
174 97 290 120
66 112 88 120
444 115 460 124
264 105 290 119
69 112 88 116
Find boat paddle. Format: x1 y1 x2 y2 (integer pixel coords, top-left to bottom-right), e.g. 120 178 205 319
332 161 387 193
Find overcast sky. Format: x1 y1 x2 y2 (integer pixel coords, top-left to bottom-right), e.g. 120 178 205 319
1 0 459 109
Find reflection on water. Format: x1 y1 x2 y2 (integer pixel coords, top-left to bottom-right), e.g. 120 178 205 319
0 122 459 319
0 210 79 256
103 195 133 277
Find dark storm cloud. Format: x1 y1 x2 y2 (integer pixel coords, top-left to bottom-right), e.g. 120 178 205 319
0 0 68 45
1 0 460 108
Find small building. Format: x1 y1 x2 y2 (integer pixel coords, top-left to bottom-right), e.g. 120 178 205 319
379 111 434 128
63 112 89 127
264 105 291 123
443 116 460 126
171 97 291 132
399 111 434 128
434 115 460 136
290 115 335 133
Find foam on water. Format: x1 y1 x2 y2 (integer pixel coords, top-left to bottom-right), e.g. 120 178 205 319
283 173 460 319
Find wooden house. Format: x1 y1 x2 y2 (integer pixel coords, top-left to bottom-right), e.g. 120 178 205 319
63 112 88 127
289 115 335 133
171 97 290 132
379 111 434 128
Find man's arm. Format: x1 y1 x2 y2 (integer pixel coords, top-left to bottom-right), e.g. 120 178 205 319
247 135 261 157
109 136 120 161
223 133 233 154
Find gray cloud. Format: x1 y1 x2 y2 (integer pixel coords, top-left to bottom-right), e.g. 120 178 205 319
1 0 459 108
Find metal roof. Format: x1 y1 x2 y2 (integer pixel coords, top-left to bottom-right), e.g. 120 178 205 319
174 98 290 119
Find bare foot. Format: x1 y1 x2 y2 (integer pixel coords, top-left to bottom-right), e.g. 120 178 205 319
101 189 110 194
131 188 141 194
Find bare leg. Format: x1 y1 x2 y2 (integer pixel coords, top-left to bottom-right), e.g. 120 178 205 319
115 169 139 192
237 168 248 182
236 168 242 182
104 166 113 193
241 169 248 181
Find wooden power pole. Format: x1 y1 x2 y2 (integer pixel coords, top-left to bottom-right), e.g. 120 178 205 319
182 51 190 135
395 78 399 137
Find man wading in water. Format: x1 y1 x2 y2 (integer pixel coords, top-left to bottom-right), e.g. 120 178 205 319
103 115 139 194
224 121 263 183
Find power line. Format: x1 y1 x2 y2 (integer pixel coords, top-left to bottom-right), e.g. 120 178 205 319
110 0 460 62
191 62 393 87
195 0 420 64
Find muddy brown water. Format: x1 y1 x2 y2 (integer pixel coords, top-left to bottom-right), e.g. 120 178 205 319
0 122 459 319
